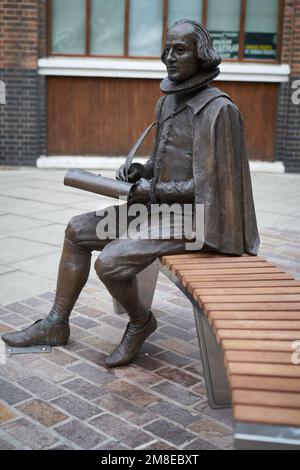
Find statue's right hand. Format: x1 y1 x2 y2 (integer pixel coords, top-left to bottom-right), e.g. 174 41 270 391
116 163 146 183
116 164 127 181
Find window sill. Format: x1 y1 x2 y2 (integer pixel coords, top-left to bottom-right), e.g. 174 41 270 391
38 57 290 83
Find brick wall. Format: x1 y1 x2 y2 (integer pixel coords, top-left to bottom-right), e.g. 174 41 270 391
276 0 300 172
0 0 46 166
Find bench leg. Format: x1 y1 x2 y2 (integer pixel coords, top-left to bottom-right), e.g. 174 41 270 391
193 307 231 409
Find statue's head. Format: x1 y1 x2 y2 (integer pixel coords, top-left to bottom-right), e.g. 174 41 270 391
161 20 221 83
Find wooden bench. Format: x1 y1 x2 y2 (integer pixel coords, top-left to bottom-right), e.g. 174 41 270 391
159 253 300 450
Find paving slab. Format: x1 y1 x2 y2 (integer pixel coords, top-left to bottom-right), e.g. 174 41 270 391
0 265 14 275
0 270 54 305
0 195 61 216
13 250 61 282
31 207 90 225
14 224 65 247
0 186 93 206
0 214 50 238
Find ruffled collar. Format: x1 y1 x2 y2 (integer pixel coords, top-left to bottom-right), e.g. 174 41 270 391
160 68 220 95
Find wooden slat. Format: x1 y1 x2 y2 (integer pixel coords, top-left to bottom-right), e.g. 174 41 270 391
181 274 293 286
160 253 254 263
209 311 300 323
222 339 295 352
161 254 235 263
192 287 300 295
174 267 283 276
163 253 263 260
218 330 300 341
230 375 300 392
166 260 271 268
188 256 265 262
172 266 278 275
227 363 300 378
214 320 300 331
225 350 293 365
171 253 264 263
186 281 300 293
234 405 300 427
173 266 274 275
198 294 300 304
232 389 300 408
205 303 300 313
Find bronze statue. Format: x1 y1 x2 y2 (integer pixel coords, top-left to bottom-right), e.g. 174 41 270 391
1 20 259 367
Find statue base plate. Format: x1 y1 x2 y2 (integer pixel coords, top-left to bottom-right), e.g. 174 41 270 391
6 345 51 355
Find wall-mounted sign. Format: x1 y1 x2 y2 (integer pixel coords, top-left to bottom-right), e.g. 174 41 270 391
210 32 239 60
244 33 277 60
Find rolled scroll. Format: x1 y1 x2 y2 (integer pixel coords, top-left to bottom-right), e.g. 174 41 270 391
64 169 134 200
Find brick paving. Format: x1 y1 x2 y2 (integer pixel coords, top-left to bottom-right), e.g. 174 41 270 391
0 169 299 450
0 276 234 450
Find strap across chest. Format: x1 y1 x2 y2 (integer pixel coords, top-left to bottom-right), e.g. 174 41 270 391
124 99 188 181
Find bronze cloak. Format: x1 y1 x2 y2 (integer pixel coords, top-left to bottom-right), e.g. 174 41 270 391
185 86 260 255
157 86 260 255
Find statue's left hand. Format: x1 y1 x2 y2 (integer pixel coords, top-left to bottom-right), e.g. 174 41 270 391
130 178 151 203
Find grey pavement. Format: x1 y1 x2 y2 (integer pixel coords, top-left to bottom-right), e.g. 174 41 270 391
0 168 299 450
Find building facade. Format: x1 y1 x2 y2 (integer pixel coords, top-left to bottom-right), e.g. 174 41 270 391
0 0 300 172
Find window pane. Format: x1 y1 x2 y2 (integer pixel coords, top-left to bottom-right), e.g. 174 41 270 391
244 0 279 60
51 0 86 54
129 0 164 57
168 0 202 28
91 0 125 55
207 0 241 59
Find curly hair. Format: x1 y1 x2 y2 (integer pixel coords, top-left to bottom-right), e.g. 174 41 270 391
161 20 221 72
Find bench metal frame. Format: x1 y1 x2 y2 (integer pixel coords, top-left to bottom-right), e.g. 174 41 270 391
235 423 300 450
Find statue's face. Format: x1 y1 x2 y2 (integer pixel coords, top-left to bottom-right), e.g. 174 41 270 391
164 23 200 83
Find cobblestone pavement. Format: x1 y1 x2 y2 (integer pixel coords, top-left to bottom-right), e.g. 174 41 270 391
0 169 299 450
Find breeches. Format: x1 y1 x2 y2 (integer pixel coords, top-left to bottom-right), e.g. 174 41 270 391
65 206 190 282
